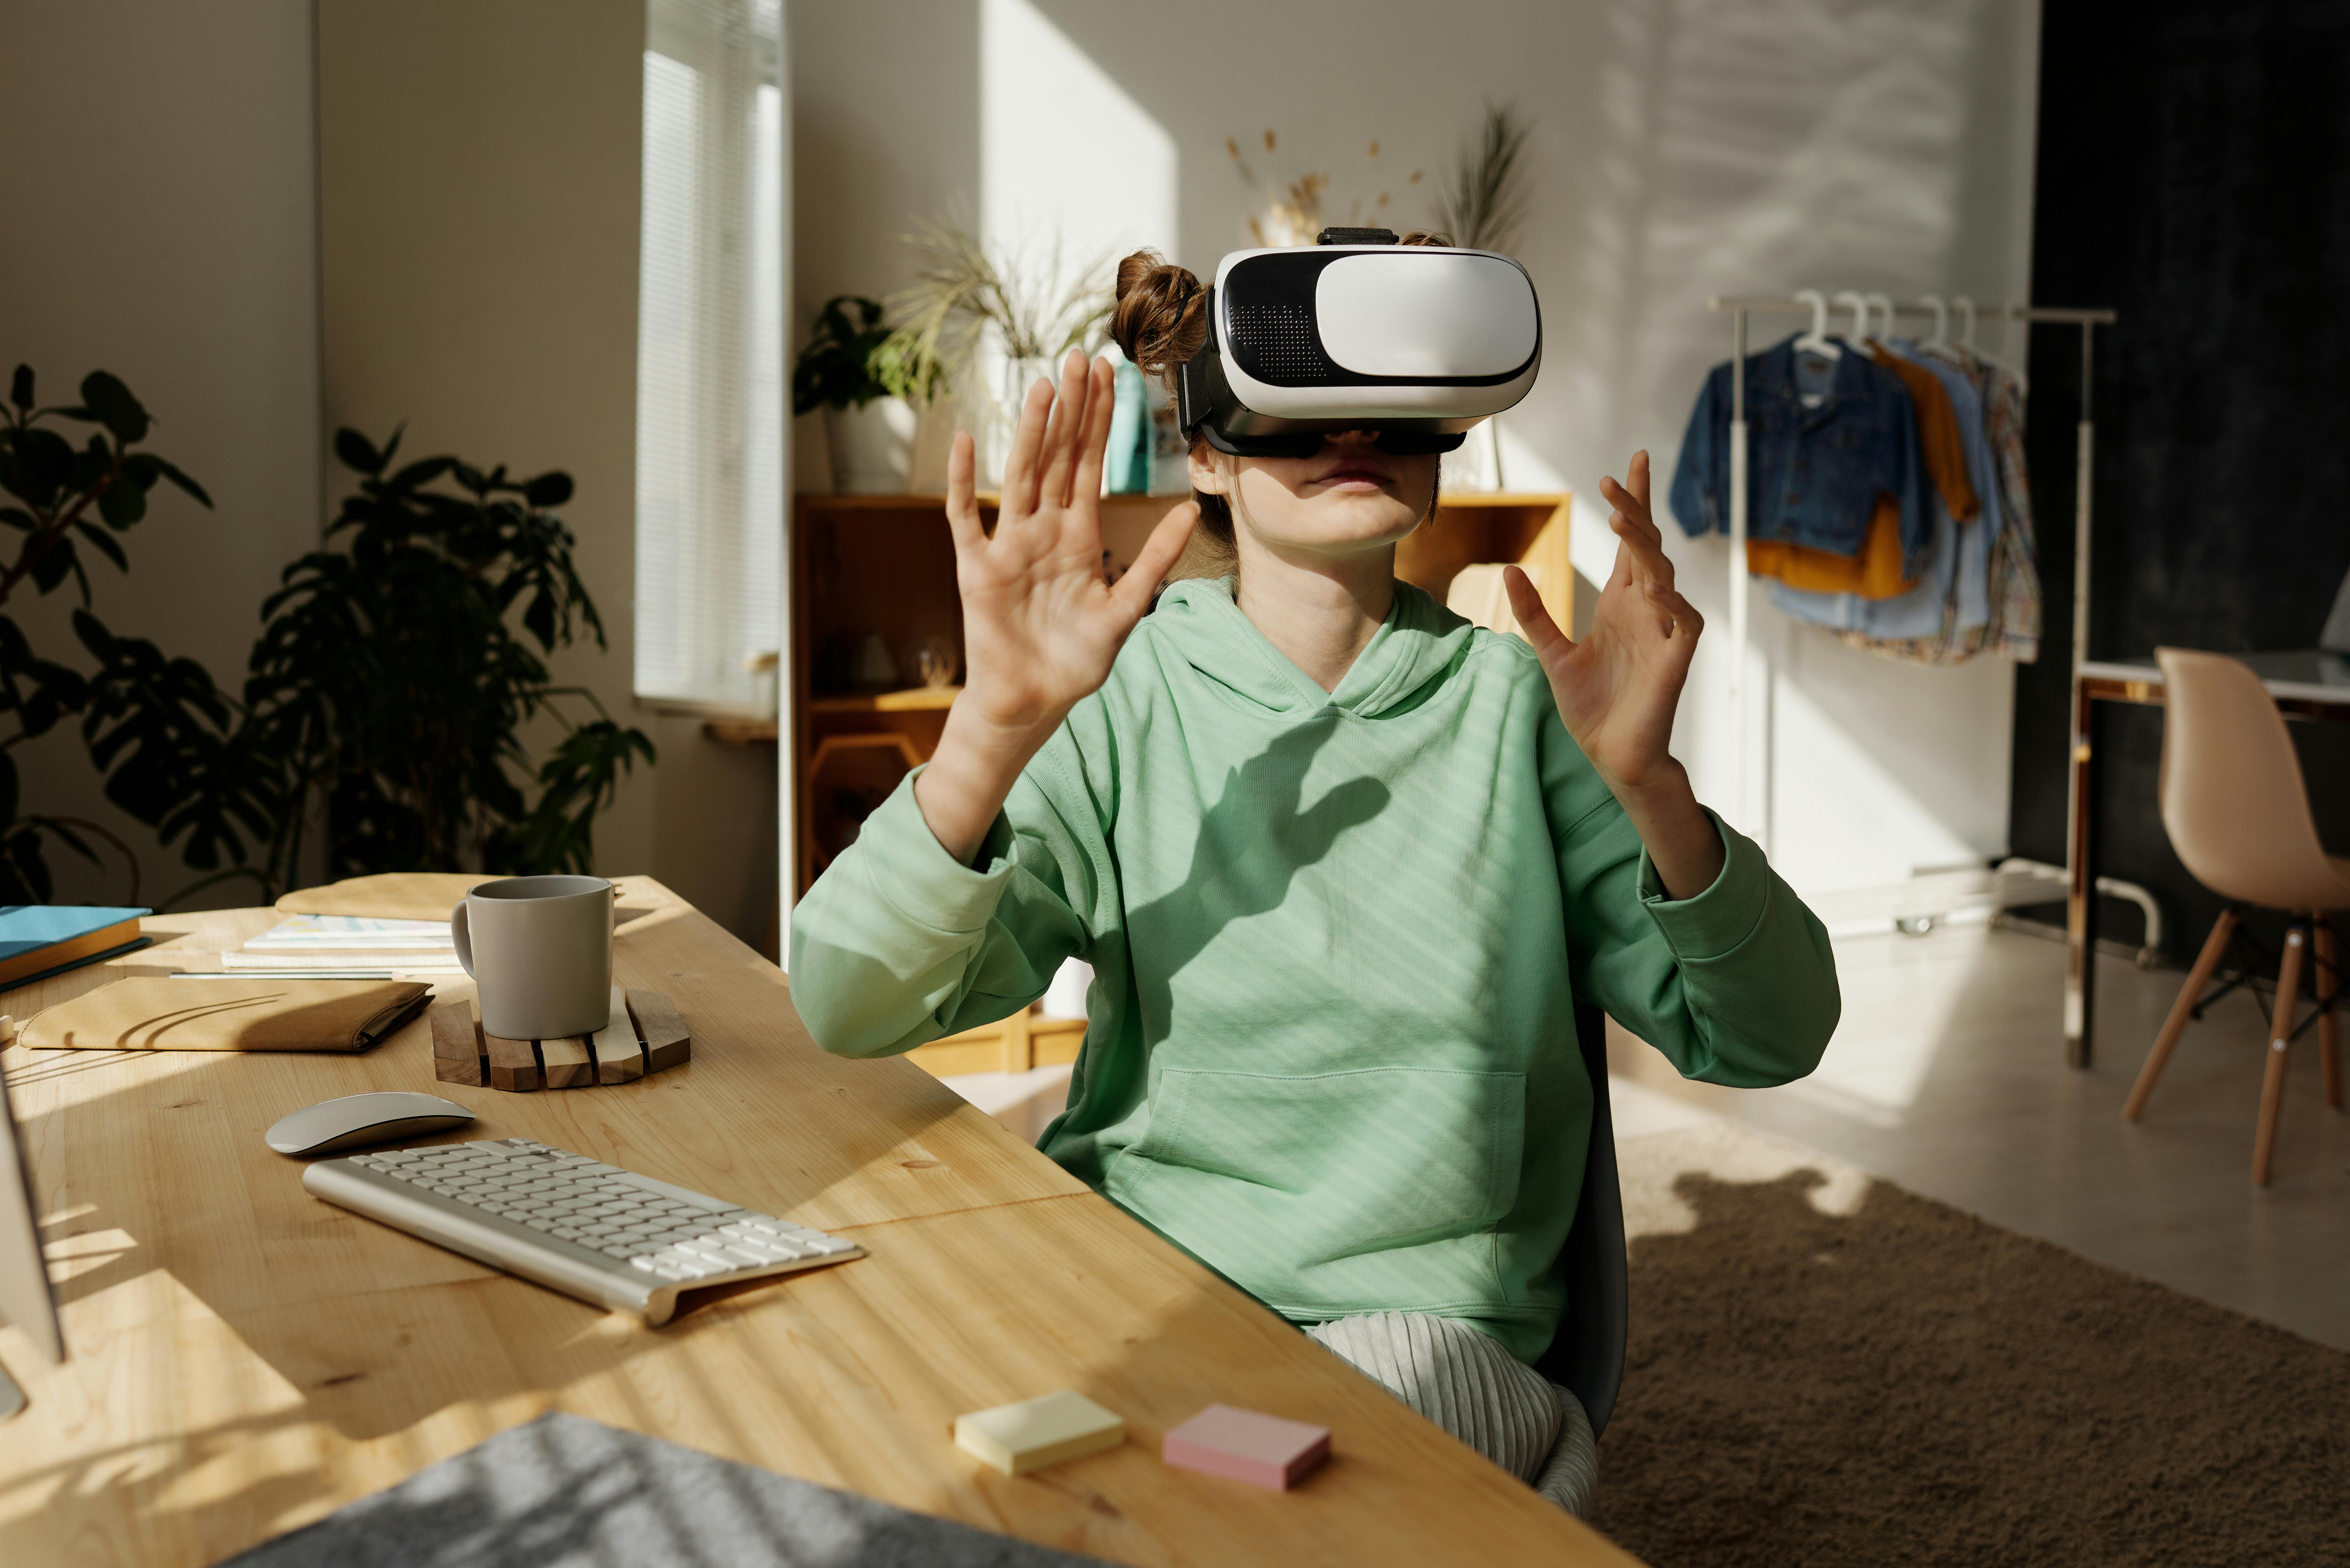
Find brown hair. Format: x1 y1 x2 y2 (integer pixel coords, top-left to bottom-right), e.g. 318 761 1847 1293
1110 250 1237 560
1110 239 1448 568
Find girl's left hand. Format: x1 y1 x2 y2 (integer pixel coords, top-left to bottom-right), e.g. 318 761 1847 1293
1505 450 1724 898
1504 450 1702 795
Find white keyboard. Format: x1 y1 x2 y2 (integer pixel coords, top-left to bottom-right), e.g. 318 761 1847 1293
302 1137 864 1326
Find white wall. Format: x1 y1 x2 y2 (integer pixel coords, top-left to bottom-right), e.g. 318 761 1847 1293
0 0 323 909
790 0 2043 895
0 1 780 944
318 0 779 946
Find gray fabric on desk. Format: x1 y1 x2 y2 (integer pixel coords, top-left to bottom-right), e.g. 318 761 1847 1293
216 1412 1112 1568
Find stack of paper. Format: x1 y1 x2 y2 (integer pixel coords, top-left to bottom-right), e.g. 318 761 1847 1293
216 915 466 976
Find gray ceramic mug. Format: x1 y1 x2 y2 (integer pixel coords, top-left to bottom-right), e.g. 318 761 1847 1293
451 875 614 1040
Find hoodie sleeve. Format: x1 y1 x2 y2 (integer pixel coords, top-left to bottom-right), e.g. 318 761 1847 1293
1541 709 1841 1088
787 729 1104 1059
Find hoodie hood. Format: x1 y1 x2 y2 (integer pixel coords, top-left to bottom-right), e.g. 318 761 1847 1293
1147 575 1475 718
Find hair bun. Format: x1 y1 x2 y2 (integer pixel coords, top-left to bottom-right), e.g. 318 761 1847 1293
1112 250 1209 386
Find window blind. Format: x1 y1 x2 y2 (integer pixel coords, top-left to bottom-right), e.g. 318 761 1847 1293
634 0 783 710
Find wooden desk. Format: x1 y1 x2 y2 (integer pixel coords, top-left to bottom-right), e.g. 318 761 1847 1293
2066 652 2350 1065
0 880 1632 1565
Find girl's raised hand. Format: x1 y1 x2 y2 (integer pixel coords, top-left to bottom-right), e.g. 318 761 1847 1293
1504 451 1700 793
915 349 1195 863
1503 450 1723 897
947 348 1196 746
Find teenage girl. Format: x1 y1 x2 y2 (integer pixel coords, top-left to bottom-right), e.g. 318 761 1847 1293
791 248 1841 1514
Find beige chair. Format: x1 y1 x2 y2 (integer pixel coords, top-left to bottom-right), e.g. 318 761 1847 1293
2123 648 2347 1183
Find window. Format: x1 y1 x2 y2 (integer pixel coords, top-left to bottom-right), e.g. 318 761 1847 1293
634 0 783 710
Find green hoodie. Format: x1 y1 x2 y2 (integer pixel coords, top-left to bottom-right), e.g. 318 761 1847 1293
791 576 1838 1363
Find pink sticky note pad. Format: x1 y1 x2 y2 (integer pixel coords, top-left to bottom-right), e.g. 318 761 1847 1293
1162 1404 1331 1491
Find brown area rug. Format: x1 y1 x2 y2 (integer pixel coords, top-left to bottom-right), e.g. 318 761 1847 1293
1588 1122 2349 1568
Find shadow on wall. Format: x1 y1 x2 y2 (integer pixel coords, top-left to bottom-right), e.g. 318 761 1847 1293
1594 1126 2350 1568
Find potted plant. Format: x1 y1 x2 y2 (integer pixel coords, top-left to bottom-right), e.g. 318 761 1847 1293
873 218 1112 485
0 363 261 905
792 296 916 494
221 428 658 892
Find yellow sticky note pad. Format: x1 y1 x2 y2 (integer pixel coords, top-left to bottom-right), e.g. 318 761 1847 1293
953 1389 1125 1475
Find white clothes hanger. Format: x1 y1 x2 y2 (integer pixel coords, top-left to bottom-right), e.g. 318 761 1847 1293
1864 292 1897 346
1920 294 1950 347
1832 289 1868 346
1791 288 1841 359
1953 295 1978 348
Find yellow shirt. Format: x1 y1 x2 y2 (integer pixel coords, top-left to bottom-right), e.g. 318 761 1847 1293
1746 492 1917 599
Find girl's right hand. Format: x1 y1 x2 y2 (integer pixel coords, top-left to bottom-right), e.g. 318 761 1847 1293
913 349 1196 863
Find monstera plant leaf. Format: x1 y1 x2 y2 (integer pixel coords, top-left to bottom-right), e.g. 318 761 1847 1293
0 364 236 905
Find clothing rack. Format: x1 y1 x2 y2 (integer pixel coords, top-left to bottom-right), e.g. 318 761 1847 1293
1703 295 2116 1033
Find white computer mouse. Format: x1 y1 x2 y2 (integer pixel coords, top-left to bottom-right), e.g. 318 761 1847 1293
265 1091 476 1157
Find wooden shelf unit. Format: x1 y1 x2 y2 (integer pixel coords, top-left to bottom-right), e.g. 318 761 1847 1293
811 684 961 714
789 486 1572 1079
1395 491 1577 629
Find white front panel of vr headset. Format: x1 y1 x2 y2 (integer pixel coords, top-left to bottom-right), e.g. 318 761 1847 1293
1210 245 1540 423
1315 253 1537 379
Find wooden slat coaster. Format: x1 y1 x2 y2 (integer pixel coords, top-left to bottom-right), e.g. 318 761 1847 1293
460 989 688 1093
428 1001 485 1087
628 989 692 1075
485 1028 542 1093
589 987 643 1084
539 1032 595 1089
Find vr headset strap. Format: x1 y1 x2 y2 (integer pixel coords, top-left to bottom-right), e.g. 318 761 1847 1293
1175 286 1225 439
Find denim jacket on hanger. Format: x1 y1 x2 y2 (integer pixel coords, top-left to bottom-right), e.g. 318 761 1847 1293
1667 334 1929 573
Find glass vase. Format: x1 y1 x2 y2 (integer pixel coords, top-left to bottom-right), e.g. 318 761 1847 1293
982 347 1052 487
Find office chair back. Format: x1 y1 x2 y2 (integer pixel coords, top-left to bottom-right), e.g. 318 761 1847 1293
1534 1001 1626 1438
2157 647 2350 911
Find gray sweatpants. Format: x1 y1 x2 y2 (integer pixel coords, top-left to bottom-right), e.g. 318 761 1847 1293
1308 1311 1598 1518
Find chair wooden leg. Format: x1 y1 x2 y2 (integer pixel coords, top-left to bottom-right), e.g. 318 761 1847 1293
2124 907 2237 1120
2252 920 2305 1186
2317 913 2340 1112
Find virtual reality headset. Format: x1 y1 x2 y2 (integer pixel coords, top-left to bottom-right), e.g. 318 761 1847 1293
1174 227 1541 458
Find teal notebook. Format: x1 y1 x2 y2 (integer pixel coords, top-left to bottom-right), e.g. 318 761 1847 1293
0 906 152 993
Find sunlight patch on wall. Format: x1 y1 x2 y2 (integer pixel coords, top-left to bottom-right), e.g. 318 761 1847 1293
980 0 1176 283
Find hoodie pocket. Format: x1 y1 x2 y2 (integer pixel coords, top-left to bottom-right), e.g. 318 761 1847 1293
1112 1066 1526 1311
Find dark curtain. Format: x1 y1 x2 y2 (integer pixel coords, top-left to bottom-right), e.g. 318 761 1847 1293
2010 0 2350 966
